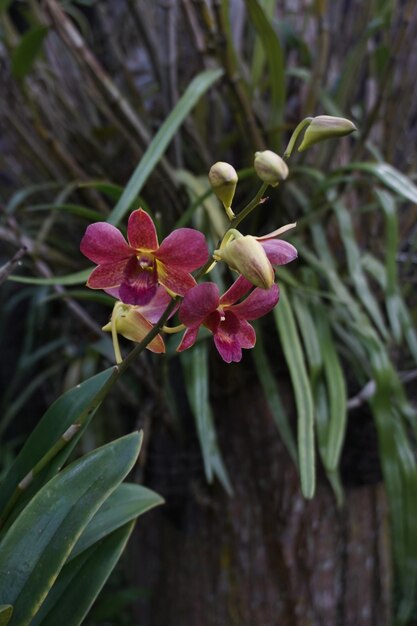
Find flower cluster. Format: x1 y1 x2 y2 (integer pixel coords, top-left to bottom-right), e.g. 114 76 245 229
80 152 299 363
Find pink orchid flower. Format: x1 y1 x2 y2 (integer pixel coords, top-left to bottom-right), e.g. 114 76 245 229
102 286 174 355
214 223 298 290
177 277 279 363
80 208 209 305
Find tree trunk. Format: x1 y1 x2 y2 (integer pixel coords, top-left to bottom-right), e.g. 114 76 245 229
129 366 391 626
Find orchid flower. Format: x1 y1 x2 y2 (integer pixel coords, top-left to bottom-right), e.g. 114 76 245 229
102 286 173 360
177 277 279 363
80 209 209 305
213 223 297 289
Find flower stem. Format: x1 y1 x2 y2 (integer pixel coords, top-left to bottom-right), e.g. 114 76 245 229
230 182 269 229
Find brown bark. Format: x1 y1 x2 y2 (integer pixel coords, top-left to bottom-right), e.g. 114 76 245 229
129 370 391 626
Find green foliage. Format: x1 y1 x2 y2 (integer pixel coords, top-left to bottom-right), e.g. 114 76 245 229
1 0 417 622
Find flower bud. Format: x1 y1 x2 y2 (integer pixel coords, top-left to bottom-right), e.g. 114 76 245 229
254 150 289 187
298 115 356 152
208 161 238 213
103 304 165 354
216 235 274 289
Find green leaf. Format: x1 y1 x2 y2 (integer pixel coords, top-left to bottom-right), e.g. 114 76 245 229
252 331 297 464
0 606 13 626
180 342 232 495
8 269 91 286
0 367 119 524
347 162 417 204
274 285 315 498
27 203 103 222
30 523 135 626
331 200 388 338
245 0 285 148
11 27 49 79
108 68 224 225
315 311 347 471
0 433 142 626
69 483 163 561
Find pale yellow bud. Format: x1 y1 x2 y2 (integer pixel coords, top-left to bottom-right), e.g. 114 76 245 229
298 115 356 152
216 235 274 289
208 161 238 213
254 150 289 187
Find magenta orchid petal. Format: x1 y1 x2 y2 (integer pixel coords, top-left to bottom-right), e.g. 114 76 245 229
179 283 219 327
177 327 200 352
235 319 256 348
80 223 132 264
127 209 158 251
219 275 253 306
231 284 279 321
212 311 244 363
119 257 158 305
256 223 297 240
214 333 243 363
204 310 222 335
138 287 174 323
155 228 209 270
260 240 298 266
157 263 198 297
87 260 128 289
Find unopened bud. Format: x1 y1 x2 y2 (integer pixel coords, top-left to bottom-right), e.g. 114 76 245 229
215 235 274 289
208 162 238 214
254 150 289 187
103 304 165 354
298 115 356 152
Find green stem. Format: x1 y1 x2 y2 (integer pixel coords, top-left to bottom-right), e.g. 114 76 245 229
283 117 313 160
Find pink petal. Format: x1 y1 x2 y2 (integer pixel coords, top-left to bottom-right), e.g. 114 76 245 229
119 257 158 305
219 275 253 306
256 223 297 240
87 260 128 289
138 287 174 323
203 310 222 335
261 240 298 266
157 262 197 297
155 228 209 271
80 223 132 264
231 283 279 320
213 311 244 363
179 283 219 327
235 319 256 348
177 327 199 352
127 209 158 251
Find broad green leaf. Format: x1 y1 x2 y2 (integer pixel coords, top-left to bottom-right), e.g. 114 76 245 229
245 0 285 148
180 342 232 495
8 269 91 286
11 27 49 79
108 68 223 225
69 483 163 561
252 332 297 464
274 285 315 498
0 606 12 626
30 523 135 626
0 367 118 523
0 433 142 626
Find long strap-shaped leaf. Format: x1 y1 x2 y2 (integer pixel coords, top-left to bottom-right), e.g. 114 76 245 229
0 606 13 626
180 342 232 495
108 68 224 225
273 285 315 498
0 432 141 626
29 523 135 626
245 0 285 149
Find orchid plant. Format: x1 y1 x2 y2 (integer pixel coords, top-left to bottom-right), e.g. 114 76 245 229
80 116 355 365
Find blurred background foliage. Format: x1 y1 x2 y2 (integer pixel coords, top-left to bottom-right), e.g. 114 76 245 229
1 0 417 624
